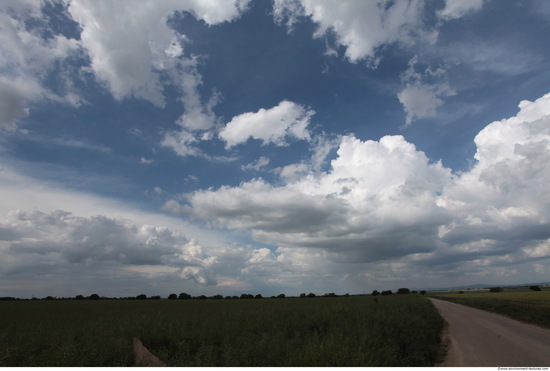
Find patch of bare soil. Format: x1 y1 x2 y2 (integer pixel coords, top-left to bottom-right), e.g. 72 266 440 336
133 337 166 367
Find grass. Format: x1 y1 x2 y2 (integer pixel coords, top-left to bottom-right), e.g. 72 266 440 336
0 295 444 367
429 287 550 328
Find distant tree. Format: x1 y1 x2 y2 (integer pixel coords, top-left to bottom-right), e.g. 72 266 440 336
75 294 85 300
232 296 239 299
529 285 542 291
240 293 254 299
306 293 316 298
344 293 350 297
459 291 465 294
397 288 411 295
381 290 392 296
136 294 147 300
196 295 207 300
276 293 286 298
168 293 178 300
45 296 55 300
225 296 232 299
150 295 161 300
371 290 380 296
178 292 192 300
213 294 224 299
489 287 503 293
324 292 337 297
89 293 100 300
300 293 306 298
255 294 263 299
420 290 427 295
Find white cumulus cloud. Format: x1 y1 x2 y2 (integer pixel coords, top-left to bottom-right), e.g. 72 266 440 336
219 100 314 148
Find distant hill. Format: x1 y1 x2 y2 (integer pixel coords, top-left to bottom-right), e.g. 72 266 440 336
424 281 550 292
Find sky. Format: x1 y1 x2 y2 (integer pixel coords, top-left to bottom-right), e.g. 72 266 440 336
1 0 550 298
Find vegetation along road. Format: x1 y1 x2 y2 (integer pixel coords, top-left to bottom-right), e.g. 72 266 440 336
430 298 550 367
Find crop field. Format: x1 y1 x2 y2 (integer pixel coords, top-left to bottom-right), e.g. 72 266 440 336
0 295 444 367
429 287 550 328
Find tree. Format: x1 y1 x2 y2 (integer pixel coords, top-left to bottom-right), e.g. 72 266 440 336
381 290 392 296
178 292 192 300
213 294 224 299
150 295 161 300
371 290 380 296
529 285 542 291
240 293 254 299
397 288 411 295
300 293 306 298
75 294 85 300
420 290 427 295
277 293 286 298
489 287 503 293
306 293 316 298
255 294 263 299
168 293 178 300
136 294 147 300
89 293 100 300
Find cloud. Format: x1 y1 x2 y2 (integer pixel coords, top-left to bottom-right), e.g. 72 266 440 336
0 1 82 130
437 0 484 21
175 92 550 280
438 93 550 251
66 0 248 107
219 100 314 148
182 134 451 262
242 156 270 171
273 0 431 64
273 0 485 65
397 56 455 125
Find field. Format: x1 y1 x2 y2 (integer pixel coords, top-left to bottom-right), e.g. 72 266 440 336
429 287 550 328
0 295 444 367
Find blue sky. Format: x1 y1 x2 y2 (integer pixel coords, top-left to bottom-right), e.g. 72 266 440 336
1 0 550 298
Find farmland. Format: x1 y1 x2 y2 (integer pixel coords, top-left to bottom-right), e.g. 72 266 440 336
429 287 550 328
0 295 444 367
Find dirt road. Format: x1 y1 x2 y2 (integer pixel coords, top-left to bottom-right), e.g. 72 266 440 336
430 298 550 367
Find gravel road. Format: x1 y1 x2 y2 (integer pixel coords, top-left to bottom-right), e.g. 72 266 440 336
430 298 550 367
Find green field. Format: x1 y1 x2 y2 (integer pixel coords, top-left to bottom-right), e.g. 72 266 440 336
0 295 444 367
429 287 550 328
